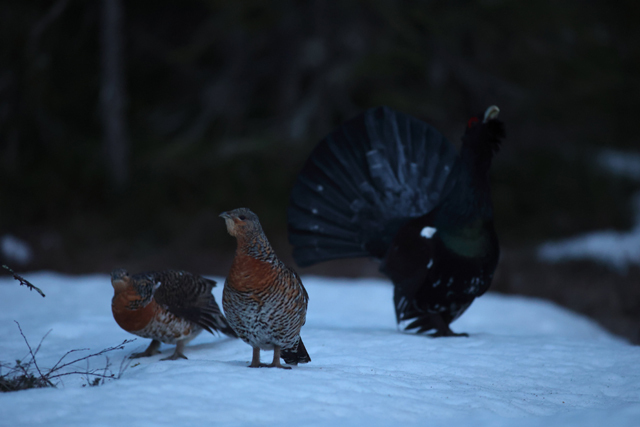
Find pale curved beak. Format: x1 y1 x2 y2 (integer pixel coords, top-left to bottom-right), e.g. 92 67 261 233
219 212 231 219
483 105 500 123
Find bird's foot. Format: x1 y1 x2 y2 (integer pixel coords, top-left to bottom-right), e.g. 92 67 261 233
161 351 188 361
268 346 292 369
267 362 292 370
130 350 161 359
161 341 188 360
248 362 269 368
249 347 269 368
130 340 162 358
429 329 469 338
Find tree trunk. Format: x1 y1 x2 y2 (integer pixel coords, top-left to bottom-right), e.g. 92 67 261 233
100 0 129 191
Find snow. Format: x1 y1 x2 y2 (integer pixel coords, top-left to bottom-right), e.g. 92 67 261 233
598 149 640 181
1 235 33 266
1 273 640 427
539 193 640 271
538 226 640 271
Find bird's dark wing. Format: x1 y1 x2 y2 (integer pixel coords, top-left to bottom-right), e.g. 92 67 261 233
150 271 236 337
288 106 459 267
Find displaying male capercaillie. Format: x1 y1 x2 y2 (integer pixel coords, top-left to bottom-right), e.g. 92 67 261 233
220 208 310 369
110 269 236 360
288 106 504 337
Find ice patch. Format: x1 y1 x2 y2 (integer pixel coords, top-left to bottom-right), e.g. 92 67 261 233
421 226 437 239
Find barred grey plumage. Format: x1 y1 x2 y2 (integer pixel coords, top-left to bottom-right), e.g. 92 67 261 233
220 208 310 369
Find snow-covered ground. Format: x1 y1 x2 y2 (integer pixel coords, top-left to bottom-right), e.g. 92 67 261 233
1 273 639 427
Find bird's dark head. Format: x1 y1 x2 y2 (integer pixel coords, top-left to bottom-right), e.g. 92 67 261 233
462 105 505 156
110 268 131 291
219 208 263 238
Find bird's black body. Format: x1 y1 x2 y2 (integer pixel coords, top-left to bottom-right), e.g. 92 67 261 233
287 106 504 336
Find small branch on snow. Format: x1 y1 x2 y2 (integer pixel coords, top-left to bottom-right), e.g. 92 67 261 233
2 322 135 391
15 321 54 387
46 338 135 380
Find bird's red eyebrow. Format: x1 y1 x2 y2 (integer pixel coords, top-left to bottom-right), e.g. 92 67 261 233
467 117 479 128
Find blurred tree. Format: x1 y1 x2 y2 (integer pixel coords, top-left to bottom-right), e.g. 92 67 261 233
0 0 638 272
100 0 129 191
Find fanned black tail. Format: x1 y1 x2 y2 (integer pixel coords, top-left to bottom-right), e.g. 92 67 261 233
281 337 311 365
288 106 459 267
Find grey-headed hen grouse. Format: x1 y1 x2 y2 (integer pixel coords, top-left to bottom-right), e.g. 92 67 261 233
110 269 236 360
288 106 504 337
220 208 310 369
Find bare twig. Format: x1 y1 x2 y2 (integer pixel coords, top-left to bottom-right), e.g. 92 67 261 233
14 321 54 387
49 348 91 373
32 329 53 357
2 265 46 297
1 323 135 391
46 339 134 380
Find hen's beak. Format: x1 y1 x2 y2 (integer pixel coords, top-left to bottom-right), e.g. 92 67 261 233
483 105 500 123
219 212 231 220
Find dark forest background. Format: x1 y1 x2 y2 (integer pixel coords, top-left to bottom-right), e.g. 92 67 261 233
1 1 639 341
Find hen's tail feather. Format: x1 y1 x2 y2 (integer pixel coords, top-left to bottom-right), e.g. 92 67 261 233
288 106 459 267
199 309 237 338
281 337 311 365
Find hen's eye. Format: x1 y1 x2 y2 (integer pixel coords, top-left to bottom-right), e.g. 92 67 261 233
239 215 247 221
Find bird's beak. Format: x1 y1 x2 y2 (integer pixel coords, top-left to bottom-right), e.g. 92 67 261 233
483 105 500 123
219 212 231 220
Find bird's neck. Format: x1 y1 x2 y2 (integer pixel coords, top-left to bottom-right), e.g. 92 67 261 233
235 231 279 264
111 287 158 331
435 148 494 227
111 282 151 311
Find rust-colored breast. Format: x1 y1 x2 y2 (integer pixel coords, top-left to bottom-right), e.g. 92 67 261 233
111 287 158 333
227 254 278 293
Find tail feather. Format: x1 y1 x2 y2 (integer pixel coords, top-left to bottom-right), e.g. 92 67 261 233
281 338 311 365
199 301 238 338
288 106 459 267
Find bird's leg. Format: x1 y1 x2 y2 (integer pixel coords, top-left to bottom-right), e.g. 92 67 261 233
249 347 268 368
267 346 292 370
161 340 188 360
130 339 162 358
429 314 469 338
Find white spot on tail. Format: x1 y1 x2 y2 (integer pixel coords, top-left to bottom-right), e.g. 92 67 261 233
311 208 318 214
154 282 162 290
427 259 433 269
316 185 324 192
421 227 437 239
